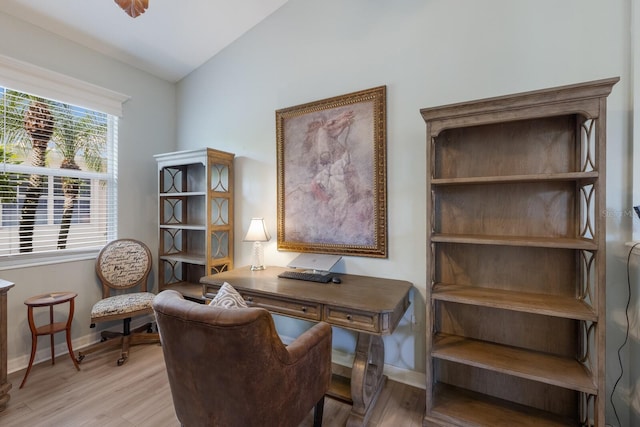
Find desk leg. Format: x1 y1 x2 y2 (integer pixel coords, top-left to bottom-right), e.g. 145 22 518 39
0 283 13 411
346 333 386 427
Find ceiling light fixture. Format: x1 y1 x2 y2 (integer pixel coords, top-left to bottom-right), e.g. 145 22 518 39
115 0 149 18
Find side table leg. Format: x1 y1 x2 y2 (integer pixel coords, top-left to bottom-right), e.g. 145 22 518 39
346 333 386 427
65 330 80 371
49 306 55 365
65 297 80 371
19 340 37 389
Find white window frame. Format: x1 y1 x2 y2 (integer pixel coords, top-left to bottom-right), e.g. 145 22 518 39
0 54 128 269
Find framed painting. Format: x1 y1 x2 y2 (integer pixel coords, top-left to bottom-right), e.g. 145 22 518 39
276 86 387 258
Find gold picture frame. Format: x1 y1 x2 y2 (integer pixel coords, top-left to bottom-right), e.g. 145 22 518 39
276 86 387 258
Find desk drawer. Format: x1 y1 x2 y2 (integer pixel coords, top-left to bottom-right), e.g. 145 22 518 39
325 306 380 333
245 293 321 321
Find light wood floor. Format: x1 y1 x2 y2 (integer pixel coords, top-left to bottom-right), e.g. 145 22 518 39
0 344 425 426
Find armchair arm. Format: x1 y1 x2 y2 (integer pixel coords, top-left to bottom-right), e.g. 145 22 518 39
283 321 332 364
274 321 332 426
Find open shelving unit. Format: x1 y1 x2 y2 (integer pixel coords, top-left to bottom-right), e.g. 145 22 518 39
154 148 234 301
421 77 618 426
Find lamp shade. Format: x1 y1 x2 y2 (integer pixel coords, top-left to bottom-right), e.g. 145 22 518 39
243 218 271 242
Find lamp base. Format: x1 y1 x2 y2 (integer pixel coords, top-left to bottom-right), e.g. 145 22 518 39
249 241 265 271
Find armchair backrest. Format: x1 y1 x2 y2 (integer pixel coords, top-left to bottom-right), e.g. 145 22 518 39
153 290 332 427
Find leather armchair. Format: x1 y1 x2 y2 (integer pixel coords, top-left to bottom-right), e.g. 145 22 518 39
152 290 333 427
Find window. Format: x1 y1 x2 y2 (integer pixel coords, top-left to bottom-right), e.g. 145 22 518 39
0 88 117 264
0 54 128 268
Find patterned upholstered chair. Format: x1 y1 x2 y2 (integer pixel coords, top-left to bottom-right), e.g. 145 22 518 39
77 239 160 366
153 289 333 427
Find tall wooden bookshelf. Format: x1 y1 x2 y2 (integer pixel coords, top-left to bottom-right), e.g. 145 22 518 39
154 148 234 300
421 78 618 426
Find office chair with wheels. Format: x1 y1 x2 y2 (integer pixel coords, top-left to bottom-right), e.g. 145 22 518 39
77 238 160 366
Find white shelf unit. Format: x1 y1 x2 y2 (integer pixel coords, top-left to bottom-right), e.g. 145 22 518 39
154 148 234 299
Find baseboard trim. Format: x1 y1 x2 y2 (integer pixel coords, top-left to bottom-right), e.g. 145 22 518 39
8 332 98 374
8 317 153 374
9 325 426 392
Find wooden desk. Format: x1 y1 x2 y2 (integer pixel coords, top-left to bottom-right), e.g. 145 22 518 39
200 266 412 427
0 280 14 411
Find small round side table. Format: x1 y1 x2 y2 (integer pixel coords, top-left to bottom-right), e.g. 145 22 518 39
20 291 80 389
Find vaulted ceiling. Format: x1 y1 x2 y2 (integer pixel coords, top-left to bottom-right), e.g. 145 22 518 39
0 0 289 82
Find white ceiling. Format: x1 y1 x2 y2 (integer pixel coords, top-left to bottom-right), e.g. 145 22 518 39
0 0 290 82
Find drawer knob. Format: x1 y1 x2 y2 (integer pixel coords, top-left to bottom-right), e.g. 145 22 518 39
301 306 307 312
346 314 352 320
246 296 253 302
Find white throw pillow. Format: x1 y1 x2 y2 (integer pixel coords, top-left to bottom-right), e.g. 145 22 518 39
208 282 248 308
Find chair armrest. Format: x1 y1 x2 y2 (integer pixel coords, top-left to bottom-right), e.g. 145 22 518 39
283 321 332 364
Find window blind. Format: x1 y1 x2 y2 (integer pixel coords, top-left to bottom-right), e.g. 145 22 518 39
0 87 118 266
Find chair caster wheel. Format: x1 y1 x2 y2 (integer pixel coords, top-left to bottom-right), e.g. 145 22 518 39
117 357 126 366
77 354 85 363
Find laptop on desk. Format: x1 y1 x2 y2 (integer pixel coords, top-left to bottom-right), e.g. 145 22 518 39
279 253 343 283
286 253 342 273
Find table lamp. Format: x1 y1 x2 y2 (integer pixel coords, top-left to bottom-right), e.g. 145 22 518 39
244 218 271 271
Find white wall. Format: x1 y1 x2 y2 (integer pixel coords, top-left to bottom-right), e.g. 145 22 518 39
177 0 633 424
0 12 176 373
